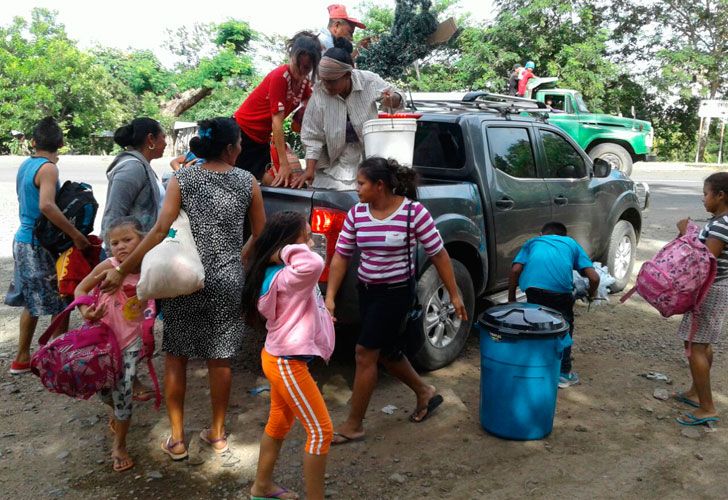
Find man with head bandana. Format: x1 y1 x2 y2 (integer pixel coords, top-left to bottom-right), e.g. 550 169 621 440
292 40 403 190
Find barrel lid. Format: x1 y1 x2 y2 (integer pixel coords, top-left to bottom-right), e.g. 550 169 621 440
478 303 569 337
378 112 422 119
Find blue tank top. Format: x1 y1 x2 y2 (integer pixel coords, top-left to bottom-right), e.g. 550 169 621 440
15 157 58 244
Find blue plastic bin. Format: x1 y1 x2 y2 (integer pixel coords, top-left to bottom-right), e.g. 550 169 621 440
478 303 571 440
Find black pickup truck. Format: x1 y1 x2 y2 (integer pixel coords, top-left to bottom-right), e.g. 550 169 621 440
262 96 649 370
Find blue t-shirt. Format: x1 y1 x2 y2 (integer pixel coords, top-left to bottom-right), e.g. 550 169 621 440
14 157 59 244
513 235 593 294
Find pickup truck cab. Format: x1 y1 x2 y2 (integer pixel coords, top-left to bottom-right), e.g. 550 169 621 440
261 96 648 370
526 77 654 176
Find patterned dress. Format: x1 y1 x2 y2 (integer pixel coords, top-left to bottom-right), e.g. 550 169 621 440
161 165 254 359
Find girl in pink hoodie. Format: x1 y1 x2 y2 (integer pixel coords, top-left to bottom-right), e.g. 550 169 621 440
241 211 335 500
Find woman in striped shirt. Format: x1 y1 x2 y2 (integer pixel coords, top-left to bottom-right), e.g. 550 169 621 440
325 157 467 443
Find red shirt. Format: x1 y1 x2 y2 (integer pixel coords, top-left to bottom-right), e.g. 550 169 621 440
233 65 312 144
517 69 534 96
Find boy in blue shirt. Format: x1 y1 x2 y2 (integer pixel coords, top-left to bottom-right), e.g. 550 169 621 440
508 222 599 388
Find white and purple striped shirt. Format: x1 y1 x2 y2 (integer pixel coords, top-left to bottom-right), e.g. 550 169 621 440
335 199 444 284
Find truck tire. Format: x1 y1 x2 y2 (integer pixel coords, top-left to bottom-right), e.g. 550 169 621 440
606 220 636 292
412 259 475 371
589 143 633 177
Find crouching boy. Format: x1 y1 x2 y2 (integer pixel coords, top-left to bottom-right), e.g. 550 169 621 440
508 222 599 388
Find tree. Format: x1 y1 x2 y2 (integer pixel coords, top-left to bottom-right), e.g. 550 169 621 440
357 0 440 79
650 0 728 161
0 9 130 152
163 22 215 69
160 20 257 118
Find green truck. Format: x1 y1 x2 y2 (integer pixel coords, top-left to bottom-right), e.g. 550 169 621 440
523 78 653 176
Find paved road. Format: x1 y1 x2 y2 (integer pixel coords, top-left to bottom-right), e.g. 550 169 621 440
0 157 715 258
0 155 172 258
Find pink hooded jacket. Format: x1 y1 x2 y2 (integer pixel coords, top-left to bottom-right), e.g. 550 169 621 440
257 244 335 361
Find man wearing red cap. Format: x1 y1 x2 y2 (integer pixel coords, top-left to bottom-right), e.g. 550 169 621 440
318 4 366 53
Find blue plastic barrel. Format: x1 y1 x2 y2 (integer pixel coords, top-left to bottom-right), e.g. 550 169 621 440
478 303 571 440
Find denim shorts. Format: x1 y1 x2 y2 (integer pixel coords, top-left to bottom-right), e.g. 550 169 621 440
4 239 68 317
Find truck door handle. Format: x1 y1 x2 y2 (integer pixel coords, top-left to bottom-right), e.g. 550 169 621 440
495 197 515 210
554 195 568 206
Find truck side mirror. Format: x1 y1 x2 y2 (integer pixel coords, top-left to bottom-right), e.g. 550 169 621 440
593 158 611 178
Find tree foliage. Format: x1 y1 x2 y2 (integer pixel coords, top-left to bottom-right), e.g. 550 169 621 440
357 0 439 79
0 9 130 153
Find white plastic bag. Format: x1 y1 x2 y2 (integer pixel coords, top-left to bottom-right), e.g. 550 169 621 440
572 262 615 306
137 210 205 300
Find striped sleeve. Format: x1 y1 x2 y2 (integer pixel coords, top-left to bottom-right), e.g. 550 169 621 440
706 216 728 244
335 206 358 257
412 202 444 256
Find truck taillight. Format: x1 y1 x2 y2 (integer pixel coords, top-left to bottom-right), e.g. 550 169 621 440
311 207 347 282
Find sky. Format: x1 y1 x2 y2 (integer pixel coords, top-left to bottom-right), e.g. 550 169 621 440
0 0 496 68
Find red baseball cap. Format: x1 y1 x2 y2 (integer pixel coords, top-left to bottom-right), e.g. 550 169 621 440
327 4 366 29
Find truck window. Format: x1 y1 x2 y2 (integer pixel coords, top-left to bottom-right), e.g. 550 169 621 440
540 130 587 178
544 94 566 112
413 121 466 169
486 127 537 178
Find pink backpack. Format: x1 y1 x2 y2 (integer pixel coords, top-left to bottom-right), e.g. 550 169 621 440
621 221 717 352
31 295 160 407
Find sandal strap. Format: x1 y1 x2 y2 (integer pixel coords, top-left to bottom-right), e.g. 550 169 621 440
203 428 228 444
165 437 185 450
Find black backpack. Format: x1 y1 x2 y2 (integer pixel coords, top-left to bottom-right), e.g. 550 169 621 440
34 181 98 256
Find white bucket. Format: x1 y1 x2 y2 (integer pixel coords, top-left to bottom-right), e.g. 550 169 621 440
362 118 418 167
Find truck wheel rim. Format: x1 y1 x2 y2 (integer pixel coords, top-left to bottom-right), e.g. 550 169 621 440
614 236 632 279
423 285 462 349
601 153 623 171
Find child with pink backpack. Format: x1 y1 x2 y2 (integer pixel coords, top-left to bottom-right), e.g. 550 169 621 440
672 173 728 426
74 216 157 471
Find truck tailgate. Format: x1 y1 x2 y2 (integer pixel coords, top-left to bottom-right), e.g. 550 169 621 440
261 186 316 218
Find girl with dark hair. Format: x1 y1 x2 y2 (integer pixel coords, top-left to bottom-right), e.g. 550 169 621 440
324 157 467 443
233 31 321 186
293 40 403 190
98 117 266 461
241 212 334 500
673 172 728 426
102 117 166 235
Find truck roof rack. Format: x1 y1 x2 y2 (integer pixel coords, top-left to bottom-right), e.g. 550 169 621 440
407 91 549 121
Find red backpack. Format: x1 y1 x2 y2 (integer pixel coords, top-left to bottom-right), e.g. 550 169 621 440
31 295 160 407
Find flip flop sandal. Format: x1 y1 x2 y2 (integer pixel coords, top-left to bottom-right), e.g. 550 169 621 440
331 432 365 446
672 393 700 409
410 394 444 423
160 436 188 461
250 486 299 499
133 389 155 402
199 428 229 454
112 455 134 472
676 412 720 426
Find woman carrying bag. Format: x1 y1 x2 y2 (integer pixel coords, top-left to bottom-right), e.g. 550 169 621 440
99 117 266 460
324 157 467 444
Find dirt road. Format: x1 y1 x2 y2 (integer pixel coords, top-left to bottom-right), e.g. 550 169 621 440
1 162 727 499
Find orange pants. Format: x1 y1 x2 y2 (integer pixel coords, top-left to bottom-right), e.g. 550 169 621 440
261 349 333 455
